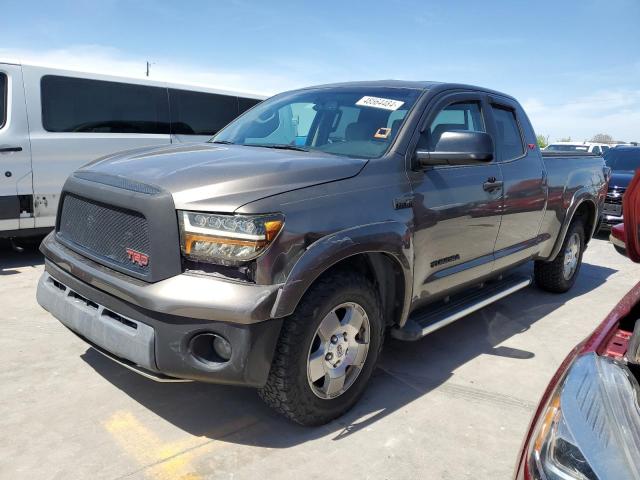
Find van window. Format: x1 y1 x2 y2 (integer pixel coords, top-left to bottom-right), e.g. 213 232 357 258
169 89 239 136
238 97 261 114
491 105 524 161
41 75 169 134
0 73 6 129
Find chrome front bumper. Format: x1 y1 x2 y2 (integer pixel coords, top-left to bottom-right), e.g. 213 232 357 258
37 271 158 371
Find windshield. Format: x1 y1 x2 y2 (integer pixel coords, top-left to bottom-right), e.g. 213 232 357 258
604 149 640 171
212 87 421 159
545 144 589 152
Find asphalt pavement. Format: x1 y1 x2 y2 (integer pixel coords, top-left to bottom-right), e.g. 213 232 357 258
1 233 638 479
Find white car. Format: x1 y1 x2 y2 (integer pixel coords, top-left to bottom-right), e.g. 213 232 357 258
0 60 265 239
544 141 611 155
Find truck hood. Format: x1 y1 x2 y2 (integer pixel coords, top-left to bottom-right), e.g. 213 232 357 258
80 143 367 212
609 171 634 190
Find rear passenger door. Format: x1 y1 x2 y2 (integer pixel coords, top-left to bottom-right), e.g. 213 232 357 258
23 68 171 228
489 98 547 270
0 63 33 232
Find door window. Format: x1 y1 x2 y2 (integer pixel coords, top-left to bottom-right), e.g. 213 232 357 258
0 73 6 129
419 101 485 150
592 146 602 155
491 105 524 161
41 75 169 134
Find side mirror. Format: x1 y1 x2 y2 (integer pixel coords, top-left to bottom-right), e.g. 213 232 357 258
415 131 494 167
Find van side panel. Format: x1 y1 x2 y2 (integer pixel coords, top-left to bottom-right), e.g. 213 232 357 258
0 63 34 232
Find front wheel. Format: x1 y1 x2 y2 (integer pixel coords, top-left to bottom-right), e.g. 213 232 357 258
258 271 383 426
534 220 585 293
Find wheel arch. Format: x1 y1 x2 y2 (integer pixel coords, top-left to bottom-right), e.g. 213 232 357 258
271 221 413 328
547 194 598 261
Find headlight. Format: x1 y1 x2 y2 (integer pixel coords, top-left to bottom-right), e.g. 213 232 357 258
178 211 284 264
528 353 640 479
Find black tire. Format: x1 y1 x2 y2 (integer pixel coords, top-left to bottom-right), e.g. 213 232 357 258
258 270 384 426
534 220 585 293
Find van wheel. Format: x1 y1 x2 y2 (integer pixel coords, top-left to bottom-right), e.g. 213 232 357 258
535 220 585 293
258 270 383 426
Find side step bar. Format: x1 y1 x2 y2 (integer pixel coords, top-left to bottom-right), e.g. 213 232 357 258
391 274 532 341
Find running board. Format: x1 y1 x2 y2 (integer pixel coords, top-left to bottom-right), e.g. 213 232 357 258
391 274 532 341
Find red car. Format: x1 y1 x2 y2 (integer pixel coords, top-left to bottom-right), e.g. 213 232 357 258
515 171 640 479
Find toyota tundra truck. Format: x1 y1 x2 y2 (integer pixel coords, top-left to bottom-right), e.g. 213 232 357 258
37 81 608 426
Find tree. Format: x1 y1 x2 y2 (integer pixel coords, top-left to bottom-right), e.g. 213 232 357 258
536 134 549 148
558 137 572 142
590 133 614 144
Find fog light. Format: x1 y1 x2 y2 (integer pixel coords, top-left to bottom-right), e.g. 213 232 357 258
190 333 233 364
212 335 232 361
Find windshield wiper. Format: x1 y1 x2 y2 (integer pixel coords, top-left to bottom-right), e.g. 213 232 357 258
211 140 235 145
245 144 309 152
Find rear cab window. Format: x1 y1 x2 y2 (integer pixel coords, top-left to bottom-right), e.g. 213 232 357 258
491 105 524 161
0 73 6 129
41 75 169 134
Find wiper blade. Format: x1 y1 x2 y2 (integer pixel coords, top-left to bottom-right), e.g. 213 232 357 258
211 140 234 145
246 144 309 152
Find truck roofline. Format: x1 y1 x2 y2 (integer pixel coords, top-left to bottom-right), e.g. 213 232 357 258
285 80 519 102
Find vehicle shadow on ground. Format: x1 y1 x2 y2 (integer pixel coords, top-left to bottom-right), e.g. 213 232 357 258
593 230 612 241
81 260 617 448
83 263 616 448
0 241 44 275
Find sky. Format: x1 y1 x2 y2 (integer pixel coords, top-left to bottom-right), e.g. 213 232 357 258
2 0 639 142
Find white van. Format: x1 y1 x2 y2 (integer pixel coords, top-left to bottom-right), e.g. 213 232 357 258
0 61 264 239
544 141 611 155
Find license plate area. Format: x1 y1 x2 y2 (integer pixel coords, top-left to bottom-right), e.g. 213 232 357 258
604 203 622 216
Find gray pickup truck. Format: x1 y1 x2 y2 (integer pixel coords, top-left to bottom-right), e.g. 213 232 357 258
37 81 608 425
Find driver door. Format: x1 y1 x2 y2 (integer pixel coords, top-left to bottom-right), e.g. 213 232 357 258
0 63 33 232
408 92 504 308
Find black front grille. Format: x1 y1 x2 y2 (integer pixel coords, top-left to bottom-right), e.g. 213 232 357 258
58 194 150 275
606 189 625 205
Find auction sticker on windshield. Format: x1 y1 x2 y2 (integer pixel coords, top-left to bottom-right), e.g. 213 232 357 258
356 96 405 111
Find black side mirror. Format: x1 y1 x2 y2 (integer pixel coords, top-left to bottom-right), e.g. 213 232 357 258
415 131 494 167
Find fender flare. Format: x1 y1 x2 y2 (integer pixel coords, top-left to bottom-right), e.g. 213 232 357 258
547 188 599 261
270 221 413 325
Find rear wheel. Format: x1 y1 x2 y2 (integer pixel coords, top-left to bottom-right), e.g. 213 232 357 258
258 271 383 426
535 220 585 293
